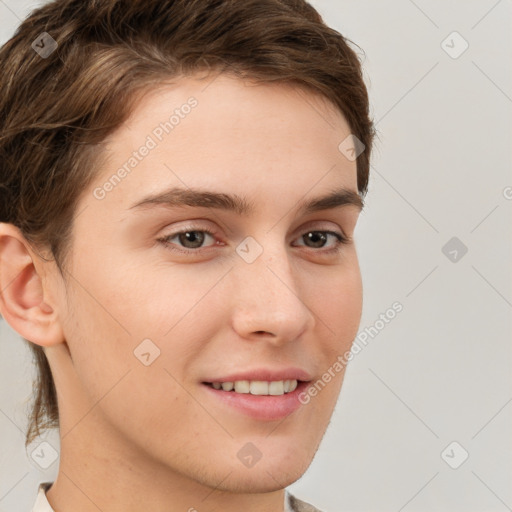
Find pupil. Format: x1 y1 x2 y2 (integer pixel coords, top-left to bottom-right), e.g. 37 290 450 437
180 231 204 248
307 232 326 248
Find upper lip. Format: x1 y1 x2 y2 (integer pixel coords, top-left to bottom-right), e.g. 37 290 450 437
203 367 313 383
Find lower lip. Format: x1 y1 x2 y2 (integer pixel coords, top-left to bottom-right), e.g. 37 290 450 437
201 381 309 421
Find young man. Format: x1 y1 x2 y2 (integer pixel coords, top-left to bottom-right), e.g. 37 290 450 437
0 1 375 510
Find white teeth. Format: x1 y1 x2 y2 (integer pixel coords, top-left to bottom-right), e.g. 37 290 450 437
268 381 284 395
250 381 269 395
234 380 250 393
221 382 234 391
209 379 298 395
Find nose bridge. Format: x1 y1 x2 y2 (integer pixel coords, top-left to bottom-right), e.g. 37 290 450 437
230 232 315 341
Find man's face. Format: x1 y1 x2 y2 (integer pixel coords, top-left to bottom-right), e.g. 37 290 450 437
49 73 363 492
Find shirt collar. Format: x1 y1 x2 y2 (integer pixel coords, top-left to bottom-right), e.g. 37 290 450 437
32 482 54 512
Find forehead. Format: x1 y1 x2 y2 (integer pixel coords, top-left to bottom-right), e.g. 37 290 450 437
84 73 358 216
103 72 353 157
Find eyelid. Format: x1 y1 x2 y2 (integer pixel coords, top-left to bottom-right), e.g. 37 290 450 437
158 219 346 241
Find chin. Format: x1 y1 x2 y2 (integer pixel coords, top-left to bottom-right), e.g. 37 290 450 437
215 461 311 494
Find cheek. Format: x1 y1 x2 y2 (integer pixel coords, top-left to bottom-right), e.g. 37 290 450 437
59 260 150 403
60 260 212 402
61 294 131 399
295 256 362 415
311 258 363 350
60 274 204 445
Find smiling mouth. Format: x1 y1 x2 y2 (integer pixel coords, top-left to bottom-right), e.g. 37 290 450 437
203 379 301 396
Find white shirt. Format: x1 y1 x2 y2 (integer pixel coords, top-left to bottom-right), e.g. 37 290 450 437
32 482 320 511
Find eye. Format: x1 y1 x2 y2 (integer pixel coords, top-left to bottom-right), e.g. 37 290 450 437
157 225 351 255
157 226 218 254
293 230 350 254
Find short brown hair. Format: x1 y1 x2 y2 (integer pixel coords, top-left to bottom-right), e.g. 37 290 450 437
0 0 376 447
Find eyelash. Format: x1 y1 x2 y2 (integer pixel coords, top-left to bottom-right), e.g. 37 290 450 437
157 225 351 256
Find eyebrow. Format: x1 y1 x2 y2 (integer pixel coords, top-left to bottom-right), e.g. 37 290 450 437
128 185 364 215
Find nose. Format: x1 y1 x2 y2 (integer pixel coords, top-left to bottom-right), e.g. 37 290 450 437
229 237 315 345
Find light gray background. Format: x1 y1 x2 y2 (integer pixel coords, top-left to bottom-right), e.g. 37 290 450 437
1 1 511 511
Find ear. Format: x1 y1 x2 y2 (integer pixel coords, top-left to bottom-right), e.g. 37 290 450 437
0 222 65 347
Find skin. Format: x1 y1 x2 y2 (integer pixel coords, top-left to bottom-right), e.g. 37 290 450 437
0 73 364 512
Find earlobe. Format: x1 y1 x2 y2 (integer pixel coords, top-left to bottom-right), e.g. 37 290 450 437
0 222 65 347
